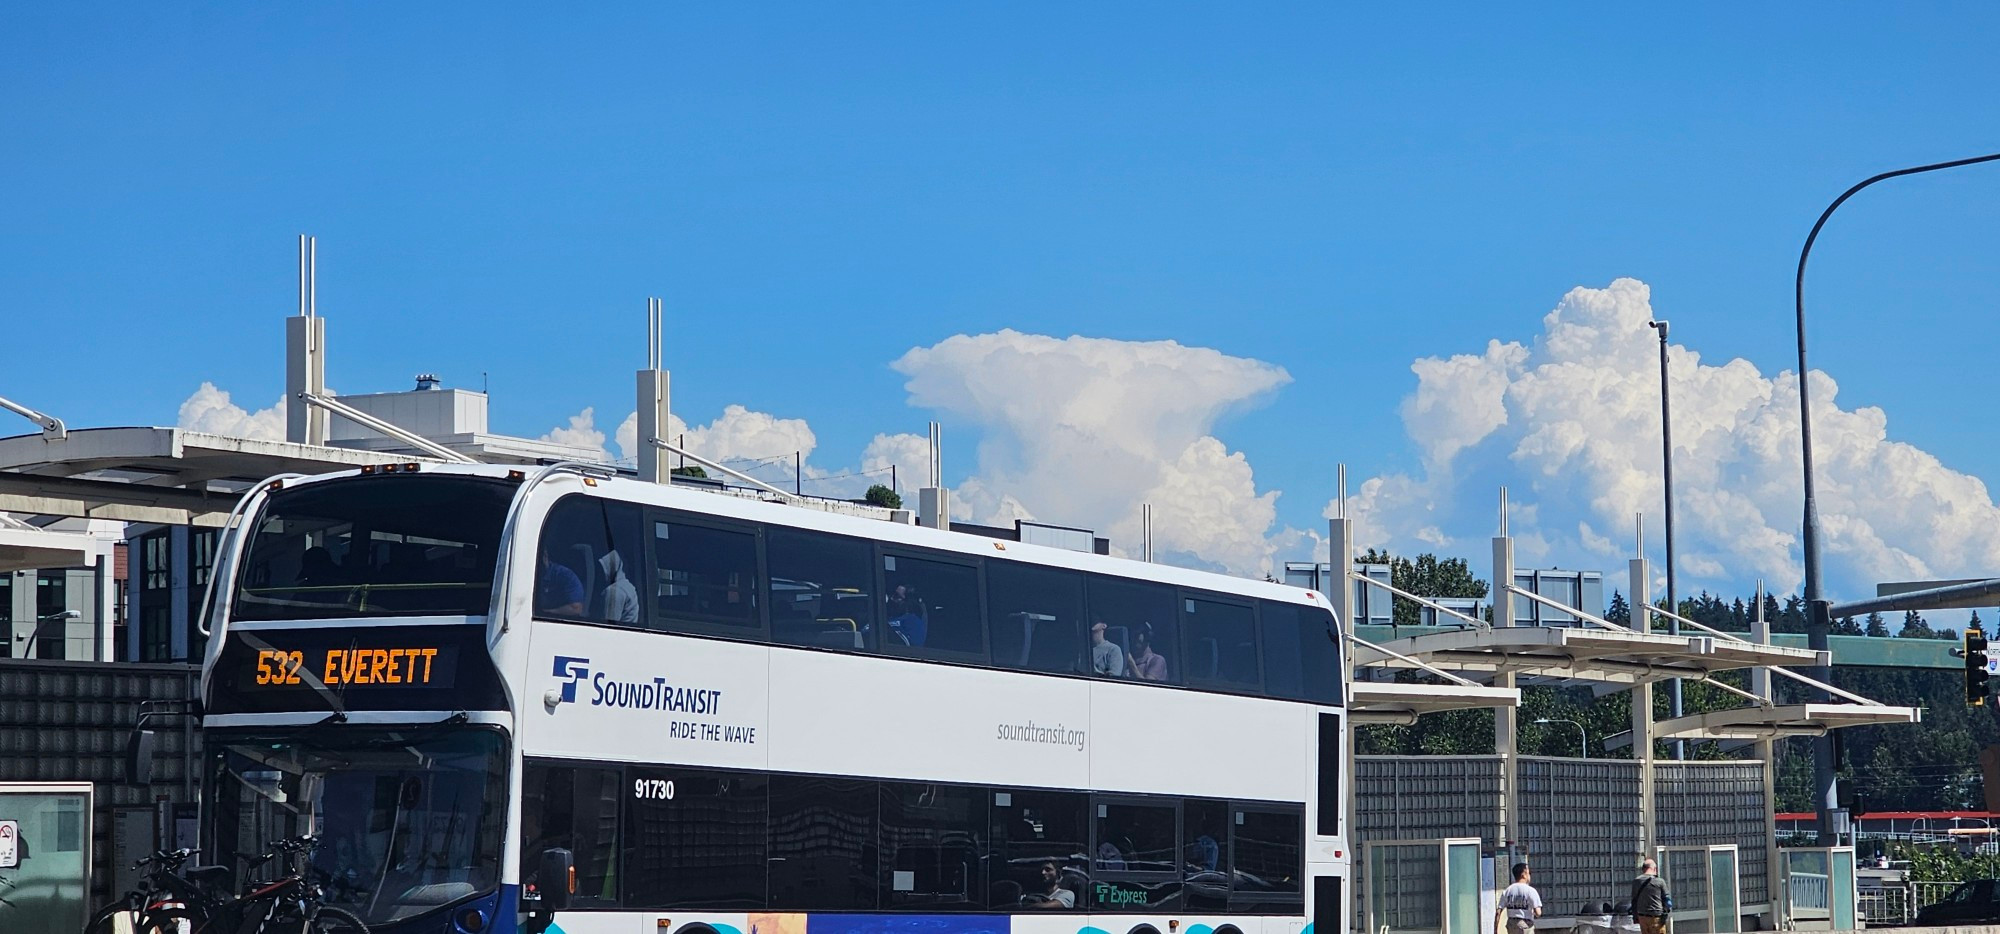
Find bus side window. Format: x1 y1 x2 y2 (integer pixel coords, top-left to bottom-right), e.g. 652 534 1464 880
521 762 624 907
1184 598 1259 691
880 552 983 658
652 515 761 633
1230 806 1304 912
1259 601 1341 704
987 561 1087 676
1182 798 1231 911
535 496 643 628
767 529 877 652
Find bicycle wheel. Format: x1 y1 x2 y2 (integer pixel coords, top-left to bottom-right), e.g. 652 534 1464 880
86 906 198 934
307 905 371 934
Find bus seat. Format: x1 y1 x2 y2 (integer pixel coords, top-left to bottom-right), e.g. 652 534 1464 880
568 544 598 616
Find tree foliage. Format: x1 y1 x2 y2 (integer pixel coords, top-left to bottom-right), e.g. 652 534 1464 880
864 484 903 509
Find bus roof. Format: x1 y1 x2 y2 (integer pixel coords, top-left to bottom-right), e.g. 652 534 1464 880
270 463 1333 611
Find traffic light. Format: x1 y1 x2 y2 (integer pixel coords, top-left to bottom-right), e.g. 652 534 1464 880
1967 625 1989 705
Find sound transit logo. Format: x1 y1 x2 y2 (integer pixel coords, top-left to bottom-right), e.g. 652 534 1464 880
551 656 590 703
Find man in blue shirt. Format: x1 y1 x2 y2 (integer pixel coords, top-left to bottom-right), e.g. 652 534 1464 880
537 547 585 617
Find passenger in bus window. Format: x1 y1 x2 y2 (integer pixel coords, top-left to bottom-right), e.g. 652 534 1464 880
1090 620 1125 676
536 546 585 617
886 584 928 646
1020 860 1075 909
1127 622 1169 681
599 551 639 624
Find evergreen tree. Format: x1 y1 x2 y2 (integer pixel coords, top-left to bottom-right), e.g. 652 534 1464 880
1898 610 1935 639
1833 615 1863 636
1606 590 1631 626
1864 612 1889 638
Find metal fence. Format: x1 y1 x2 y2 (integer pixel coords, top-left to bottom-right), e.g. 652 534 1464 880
1518 756 1642 914
0 659 200 907
1656 760 1768 912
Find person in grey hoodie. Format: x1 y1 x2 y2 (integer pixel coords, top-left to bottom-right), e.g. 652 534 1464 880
1630 858 1670 934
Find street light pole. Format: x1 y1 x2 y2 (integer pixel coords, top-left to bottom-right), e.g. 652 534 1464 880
1534 717 1588 759
1795 151 2000 846
1648 320 1684 761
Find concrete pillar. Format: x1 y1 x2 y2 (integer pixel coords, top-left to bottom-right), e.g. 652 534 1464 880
1493 533 1517 851
1630 558 1656 858
285 314 327 446
636 369 670 483
94 552 114 662
1752 582 1778 923
918 422 948 530
1329 516 1357 847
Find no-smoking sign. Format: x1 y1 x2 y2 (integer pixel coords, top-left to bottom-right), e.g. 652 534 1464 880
0 820 17 869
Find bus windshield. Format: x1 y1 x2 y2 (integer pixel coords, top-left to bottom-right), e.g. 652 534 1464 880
208 726 508 927
232 475 515 621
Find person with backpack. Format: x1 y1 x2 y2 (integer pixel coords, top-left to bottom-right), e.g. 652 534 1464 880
1630 858 1672 934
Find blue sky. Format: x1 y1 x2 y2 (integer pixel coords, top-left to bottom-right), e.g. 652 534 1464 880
7 5 2000 597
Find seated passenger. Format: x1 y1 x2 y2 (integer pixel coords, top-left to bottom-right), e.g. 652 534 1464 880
1090 620 1125 676
885 584 928 647
1020 859 1075 909
599 551 639 624
536 546 585 617
298 546 343 587
1127 622 1169 681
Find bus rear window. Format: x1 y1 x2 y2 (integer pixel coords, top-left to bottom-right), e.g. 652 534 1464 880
232 476 514 621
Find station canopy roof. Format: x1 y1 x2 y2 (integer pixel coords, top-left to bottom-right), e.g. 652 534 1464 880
1349 679 1521 725
1351 624 1827 687
0 427 451 526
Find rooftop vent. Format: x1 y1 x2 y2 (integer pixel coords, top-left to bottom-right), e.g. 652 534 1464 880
414 373 441 391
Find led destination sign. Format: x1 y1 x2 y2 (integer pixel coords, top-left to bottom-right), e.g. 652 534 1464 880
251 646 452 688
210 625 499 715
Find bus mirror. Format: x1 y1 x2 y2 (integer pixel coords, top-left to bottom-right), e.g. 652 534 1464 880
126 728 158 785
536 848 575 911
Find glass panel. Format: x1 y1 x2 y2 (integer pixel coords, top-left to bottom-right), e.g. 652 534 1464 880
0 789 91 932
1831 850 1856 930
989 561 1087 675
991 789 1087 910
536 496 646 626
1371 844 1443 934
624 768 769 909
1088 575 1180 684
1447 843 1480 934
1183 799 1231 911
768 529 876 651
1185 598 1259 690
881 553 982 655
233 476 513 620
1709 848 1739 933
1261 601 1342 703
880 782 986 910
652 516 759 631
768 775 876 910
1092 800 1181 912
212 728 510 926
520 762 622 909
1232 808 1303 911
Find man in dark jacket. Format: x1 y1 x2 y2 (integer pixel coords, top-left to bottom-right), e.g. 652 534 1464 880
1631 858 1670 934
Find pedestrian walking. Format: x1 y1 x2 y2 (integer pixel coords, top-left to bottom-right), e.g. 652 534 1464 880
1496 862 1543 934
1630 858 1671 934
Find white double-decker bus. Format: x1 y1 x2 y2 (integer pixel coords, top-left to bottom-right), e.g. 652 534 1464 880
194 463 1349 934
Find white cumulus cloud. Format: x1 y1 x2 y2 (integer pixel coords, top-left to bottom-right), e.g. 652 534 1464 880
893 330 1293 575
1346 277 2000 598
177 382 286 441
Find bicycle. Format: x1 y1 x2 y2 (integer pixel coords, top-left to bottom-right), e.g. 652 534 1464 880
221 835 369 934
84 836 369 934
84 847 223 934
